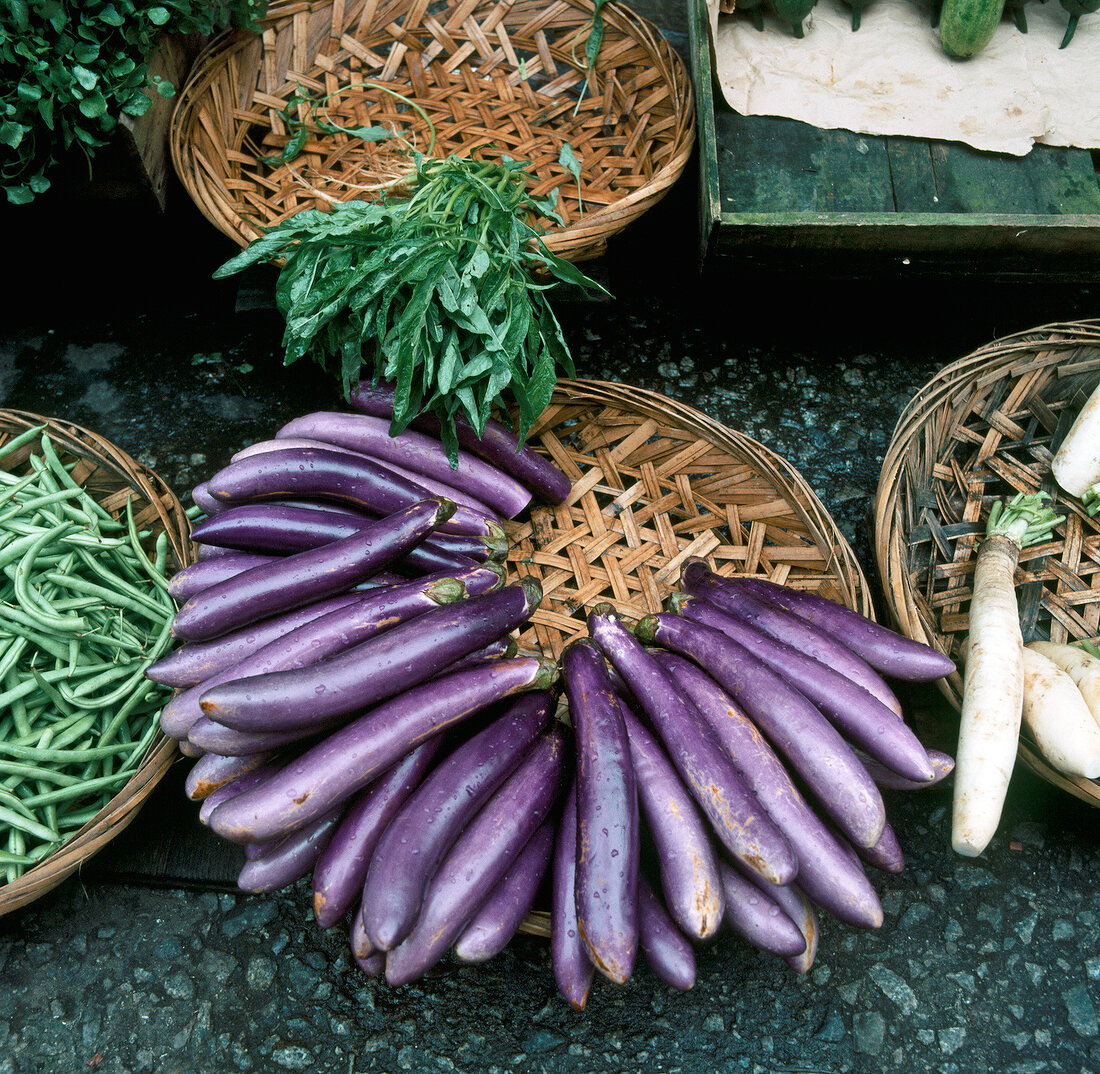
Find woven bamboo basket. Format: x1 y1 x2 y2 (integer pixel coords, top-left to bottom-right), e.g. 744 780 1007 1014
873 320 1100 808
0 412 193 918
505 379 873 936
169 0 694 262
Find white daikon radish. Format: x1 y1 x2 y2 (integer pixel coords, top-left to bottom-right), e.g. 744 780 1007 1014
1020 646 1100 778
1051 381 1100 499
953 493 1063 858
1026 640 1100 729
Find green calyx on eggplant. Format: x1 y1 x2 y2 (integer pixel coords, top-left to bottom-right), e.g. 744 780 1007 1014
1059 0 1100 45
768 0 818 36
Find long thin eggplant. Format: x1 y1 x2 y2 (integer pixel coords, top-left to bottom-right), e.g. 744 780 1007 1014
188 717 314 757
551 782 595 1010
855 821 905 873
168 553 278 602
190 502 502 565
587 609 796 886
191 481 223 516
679 559 903 717
206 656 559 844
161 574 470 740
361 690 554 951
734 861 819 973
637 612 886 851
383 725 567 986
453 821 555 964
860 748 955 790
672 594 934 783
277 412 531 519
234 436 499 518
204 446 501 539
637 878 696 992
735 576 956 681
718 862 807 958
563 638 639 984
197 763 279 825
658 651 884 930
236 809 343 894
172 498 453 642
200 581 542 733
184 750 275 801
351 380 573 505
147 592 369 688
618 700 723 939
312 740 443 928
438 635 516 676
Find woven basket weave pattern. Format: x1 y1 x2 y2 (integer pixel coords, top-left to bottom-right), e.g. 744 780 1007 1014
874 320 1100 807
0 411 191 917
171 0 695 261
504 380 873 660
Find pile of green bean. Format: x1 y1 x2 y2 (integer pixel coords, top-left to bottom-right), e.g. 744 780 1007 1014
0 424 178 886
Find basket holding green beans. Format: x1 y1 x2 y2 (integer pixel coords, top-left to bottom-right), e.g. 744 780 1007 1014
0 423 179 887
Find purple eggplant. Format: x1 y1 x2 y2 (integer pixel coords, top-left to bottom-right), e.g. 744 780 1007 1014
197 763 279 825
204 446 500 539
734 862 819 973
658 651 884 930
207 656 559 845
161 574 470 740
234 436 500 518
200 581 542 733
854 821 904 873
312 739 440 933
438 635 517 676
587 609 796 887
860 748 955 790
562 639 639 984
146 592 366 688
184 750 275 800
351 380 573 505
383 725 567 986
637 878 696 992
361 690 554 951
453 821 555 964
277 412 531 519
718 862 807 959
188 717 313 757
637 612 886 851
191 481 222 516
177 738 201 758
236 809 343 894
350 900 375 961
679 559 903 717
195 543 240 559
618 700 723 939
672 594 934 783
312 740 443 928
551 782 595 1010
168 553 278 602
172 498 453 642
735 576 956 682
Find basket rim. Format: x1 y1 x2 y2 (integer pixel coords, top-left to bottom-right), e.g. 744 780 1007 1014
872 319 1100 808
0 410 191 918
168 0 696 260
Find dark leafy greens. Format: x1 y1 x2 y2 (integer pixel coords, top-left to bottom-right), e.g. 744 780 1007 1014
1 0 266 204
214 154 607 462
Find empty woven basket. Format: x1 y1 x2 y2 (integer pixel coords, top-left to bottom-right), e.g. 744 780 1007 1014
873 320 1100 807
170 0 695 262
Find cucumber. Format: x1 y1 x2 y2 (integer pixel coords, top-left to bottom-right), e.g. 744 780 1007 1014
938 0 1008 56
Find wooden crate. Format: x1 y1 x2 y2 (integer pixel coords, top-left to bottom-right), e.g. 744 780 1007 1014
688 0 1100 279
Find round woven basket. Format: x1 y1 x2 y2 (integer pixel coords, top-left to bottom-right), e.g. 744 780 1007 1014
0 411 193 918
169 0 694 262
873 320 1100 808
506 379 873 935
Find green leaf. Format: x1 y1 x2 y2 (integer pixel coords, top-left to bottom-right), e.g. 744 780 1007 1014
72 65 97 91
558 142 582 182
0 121 27 149
155 79 176 99
98 5 126 27
147 6 171 25
5 184 34 205
120 91 153 117
77 91 107 119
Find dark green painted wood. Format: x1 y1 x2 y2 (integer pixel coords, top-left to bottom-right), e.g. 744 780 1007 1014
885 139 940 212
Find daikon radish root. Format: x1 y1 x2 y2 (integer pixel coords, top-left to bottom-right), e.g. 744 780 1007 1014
1020 646 1100 778
1026 640 1100 730
953 493 1063 858
1051 381 1100 499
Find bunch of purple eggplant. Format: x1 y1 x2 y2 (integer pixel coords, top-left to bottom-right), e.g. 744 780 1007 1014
554 559 956 1007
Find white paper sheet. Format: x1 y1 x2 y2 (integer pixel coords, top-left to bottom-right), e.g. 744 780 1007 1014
708 0 1100 156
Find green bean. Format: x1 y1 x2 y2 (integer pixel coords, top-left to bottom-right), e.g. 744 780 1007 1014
0 662 103 712
15 523 89 632
71 546 170 619
0 738 151 764
0 849 36 866
59 662 152 711
0 472 43 513
39 434 116 527
0 760 83 787
19 770 129 809
125 498 172 594
0 803 59 842
0 424 47 463
42 712 99 752
0 635 29 682
0 607 88 664
6 670 31 738
42 571 167 625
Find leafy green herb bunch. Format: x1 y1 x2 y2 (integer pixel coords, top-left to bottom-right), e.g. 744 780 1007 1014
1 0 267 204
215 152 607 462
